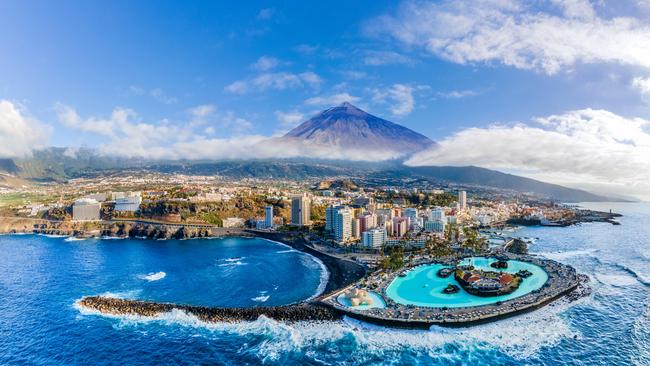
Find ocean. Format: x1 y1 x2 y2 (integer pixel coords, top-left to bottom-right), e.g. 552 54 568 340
1 202 649 365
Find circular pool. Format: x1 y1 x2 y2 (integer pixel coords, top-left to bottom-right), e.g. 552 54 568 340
385 257 548 308
337 291 387 310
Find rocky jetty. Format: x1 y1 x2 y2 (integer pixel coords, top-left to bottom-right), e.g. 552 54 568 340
505 239 529 255
79 296 341 323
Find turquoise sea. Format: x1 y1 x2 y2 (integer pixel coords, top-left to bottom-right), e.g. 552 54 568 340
1 202 649 365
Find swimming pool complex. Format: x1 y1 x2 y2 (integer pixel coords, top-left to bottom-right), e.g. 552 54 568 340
385 257 549 308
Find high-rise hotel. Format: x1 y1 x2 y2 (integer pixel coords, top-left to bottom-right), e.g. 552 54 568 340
291 194 311 226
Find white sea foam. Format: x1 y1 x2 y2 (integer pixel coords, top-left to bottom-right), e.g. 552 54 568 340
631 303 650 366
37 233 68 238
305 256 329 301
98 289 142 299
276 249 297 254
537 249 598 261
251 295 270 303
218 261 247 267
138 271 166 282
75 295 580 362
224 257 246 262
594 273 639 287
252 237 330 299
64 237 89 242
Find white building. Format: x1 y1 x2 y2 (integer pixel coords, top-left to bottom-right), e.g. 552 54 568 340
362 227 387 249
72 198 101 221
114 192 142 212
459 190 467 210
334 208 352 243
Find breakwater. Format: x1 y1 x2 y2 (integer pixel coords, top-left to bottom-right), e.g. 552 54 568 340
79 296 342 323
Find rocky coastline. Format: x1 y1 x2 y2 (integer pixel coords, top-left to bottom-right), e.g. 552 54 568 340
3 217 590 328
0 217 252 240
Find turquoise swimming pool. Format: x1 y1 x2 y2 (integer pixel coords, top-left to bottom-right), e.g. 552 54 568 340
385 257 548 308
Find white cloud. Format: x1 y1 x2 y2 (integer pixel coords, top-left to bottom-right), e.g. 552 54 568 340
275 110 305 129
56 103 124 136
0 100 49 158
436 89 480 98
368 0 650 74
406 108 650 200
63 147 79 159
53 104 406 162
304 93 361 107
225 71 323 94
372 84 415 117
251 56 280 71
632 76 650 95
363 50 413 66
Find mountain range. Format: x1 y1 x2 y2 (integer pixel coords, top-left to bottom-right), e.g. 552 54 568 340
0 103 619 202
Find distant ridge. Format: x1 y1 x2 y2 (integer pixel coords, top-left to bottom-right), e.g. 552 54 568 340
282 102 434 155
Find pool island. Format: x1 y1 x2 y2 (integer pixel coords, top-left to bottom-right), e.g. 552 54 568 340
321 254 588 328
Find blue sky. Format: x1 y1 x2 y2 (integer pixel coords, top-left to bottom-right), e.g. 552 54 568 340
2 0 650 199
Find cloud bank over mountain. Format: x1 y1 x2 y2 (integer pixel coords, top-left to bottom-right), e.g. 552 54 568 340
0 100 49 158
3 96 649 199
406 108 650 199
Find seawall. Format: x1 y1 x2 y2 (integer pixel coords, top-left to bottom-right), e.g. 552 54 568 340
79 296 342 323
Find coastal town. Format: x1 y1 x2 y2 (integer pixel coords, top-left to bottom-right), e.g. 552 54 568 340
0 172 603 326
0 172 620 250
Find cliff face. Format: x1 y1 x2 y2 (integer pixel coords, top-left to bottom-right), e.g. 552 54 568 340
0 218 248 240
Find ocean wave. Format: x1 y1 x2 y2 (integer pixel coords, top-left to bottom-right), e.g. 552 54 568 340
223 257 246 262
218 261 247 267
537 249 599 261
631 303 650 366
64 237 89 242
37 233 68 238
305 256 329 301
251 295 270 303
608 263 650 287
97 289 142 299
74 295 580 363
276 249 297 254
138 271 166 282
